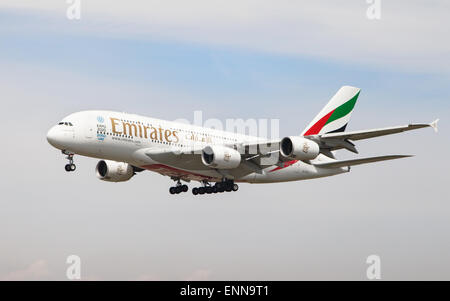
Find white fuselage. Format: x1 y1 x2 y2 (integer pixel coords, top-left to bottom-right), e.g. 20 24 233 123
46 110 348 183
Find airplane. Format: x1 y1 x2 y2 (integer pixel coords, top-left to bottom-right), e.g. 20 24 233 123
46 86 439 195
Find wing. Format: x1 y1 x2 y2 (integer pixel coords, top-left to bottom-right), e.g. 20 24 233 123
307 119 439 153
140 119 437 180
313 155 412 169
228 119 438 159
142 139 292 179
143 147 266 180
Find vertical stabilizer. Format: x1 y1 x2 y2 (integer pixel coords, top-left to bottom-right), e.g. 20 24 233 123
302 86 360 136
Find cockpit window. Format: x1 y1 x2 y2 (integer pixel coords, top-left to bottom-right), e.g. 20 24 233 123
58 122 74 126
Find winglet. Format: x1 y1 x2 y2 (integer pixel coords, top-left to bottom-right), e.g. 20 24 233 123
430 119 439 133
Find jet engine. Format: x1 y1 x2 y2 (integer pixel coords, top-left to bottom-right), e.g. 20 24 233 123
280 136 320 161
201 145 241 169
95 160 134 182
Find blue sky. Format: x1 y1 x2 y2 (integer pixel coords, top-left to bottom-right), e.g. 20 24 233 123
3 8 448 146
2 7 448 137
2 7 449 111
1 1 449 280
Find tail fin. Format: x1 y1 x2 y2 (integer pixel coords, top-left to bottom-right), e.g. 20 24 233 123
302 86 361 136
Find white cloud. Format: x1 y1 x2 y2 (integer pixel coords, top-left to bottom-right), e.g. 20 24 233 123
1 260 50 281
82 275 102 281
1 0 450 73
185 269 212 281
136 274 162 281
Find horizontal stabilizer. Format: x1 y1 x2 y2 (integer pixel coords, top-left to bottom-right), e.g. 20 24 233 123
313 155 412 169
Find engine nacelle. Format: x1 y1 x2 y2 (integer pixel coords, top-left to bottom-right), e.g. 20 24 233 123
201 145 241 169
280 136 320 161
96 160 134 182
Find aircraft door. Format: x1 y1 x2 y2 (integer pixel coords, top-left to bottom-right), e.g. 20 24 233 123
84 113 95 139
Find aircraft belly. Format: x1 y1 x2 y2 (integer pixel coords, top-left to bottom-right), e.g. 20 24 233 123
141 164 222 182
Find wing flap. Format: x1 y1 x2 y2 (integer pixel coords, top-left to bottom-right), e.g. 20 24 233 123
313 155 412 169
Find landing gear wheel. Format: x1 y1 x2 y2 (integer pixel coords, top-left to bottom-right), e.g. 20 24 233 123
198 187 206 195
65 164 72 172
232 184 239 192
215 182 228 192
169 178 190 195
70 164 76 171
192 188 199 195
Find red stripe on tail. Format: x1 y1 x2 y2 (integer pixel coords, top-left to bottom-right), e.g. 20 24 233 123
303 109 335 136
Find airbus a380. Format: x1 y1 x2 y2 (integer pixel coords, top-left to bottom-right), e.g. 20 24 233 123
46 86 438 195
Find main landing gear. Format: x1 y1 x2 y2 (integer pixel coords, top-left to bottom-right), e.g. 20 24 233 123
191 180 238 195
169 179 189 195
63 151 76 172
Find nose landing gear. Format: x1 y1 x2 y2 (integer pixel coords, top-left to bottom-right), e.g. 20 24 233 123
63 151 76 172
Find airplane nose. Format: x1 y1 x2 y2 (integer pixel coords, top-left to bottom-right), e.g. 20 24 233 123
46 126 61 148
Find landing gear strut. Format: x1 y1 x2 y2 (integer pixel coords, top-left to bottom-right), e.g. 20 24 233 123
169 179 189 195
192 179 238 195
63 151 76 172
